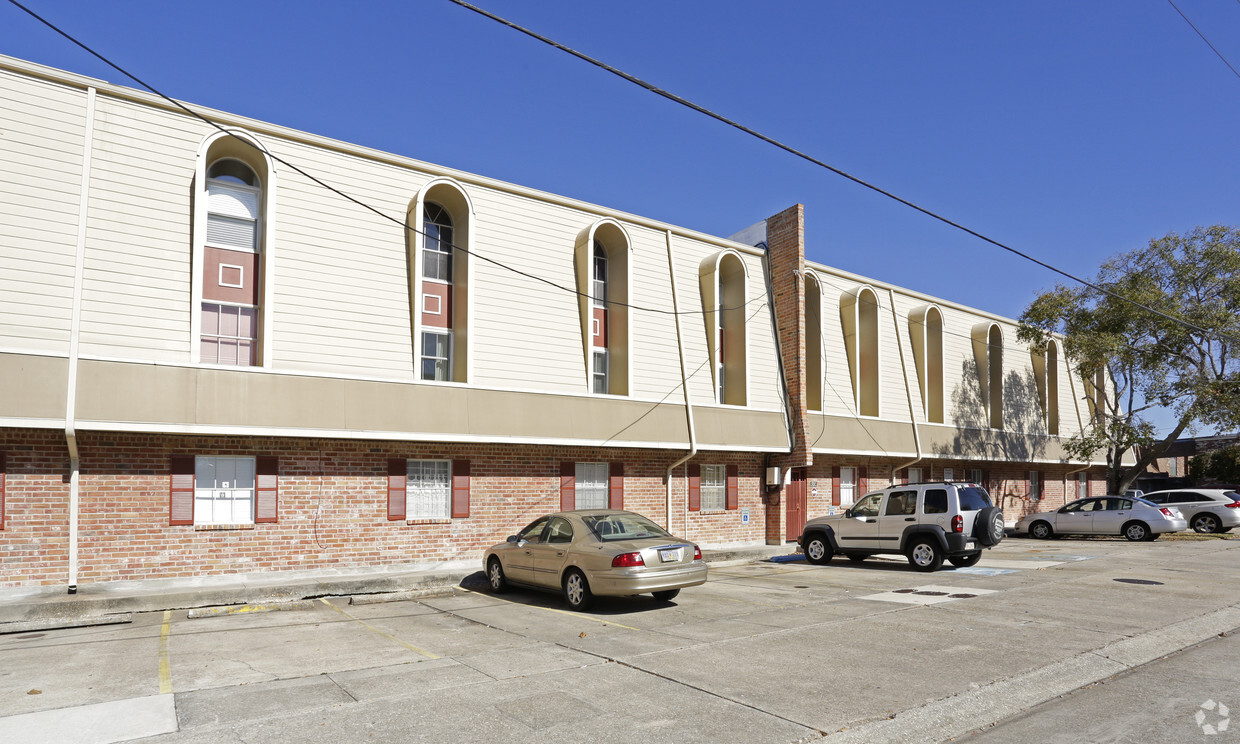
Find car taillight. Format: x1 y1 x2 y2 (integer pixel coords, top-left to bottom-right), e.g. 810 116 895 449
1225 502 1240 509
1160 508 1175 517
951 515 963 533
612 552 645 568
693 545 702 560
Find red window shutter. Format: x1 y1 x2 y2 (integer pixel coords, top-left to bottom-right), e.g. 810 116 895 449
255 456 278 523
725 464 739 510
688 463 701 512
831 465 841 506
170 455 195 526
0 452 6 530
858 466 868 495
896 468 907 485
452 460 471 518
560 462 575 512
387 459 406 521
609 462 624 510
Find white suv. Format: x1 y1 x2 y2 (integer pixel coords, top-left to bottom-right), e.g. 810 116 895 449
797 482 1005 572
1142 489 1240 534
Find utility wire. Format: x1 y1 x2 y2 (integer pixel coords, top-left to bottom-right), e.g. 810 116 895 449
4 0 767 319
1168 0 1240 83
448 0 1240 344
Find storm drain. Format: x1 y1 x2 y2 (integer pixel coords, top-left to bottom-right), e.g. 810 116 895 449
1113 578 1164 586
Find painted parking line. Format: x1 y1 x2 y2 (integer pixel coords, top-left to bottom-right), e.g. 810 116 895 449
861 585 999 605
158 610 172 695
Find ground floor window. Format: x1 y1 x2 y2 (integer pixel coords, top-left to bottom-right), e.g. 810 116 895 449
1077 472 1088 498
194 456 255 525
701 464 726 510
839 466 856 506
408 459 451 518
1029 470 1042 500
907 467 923 484
575 462 608 509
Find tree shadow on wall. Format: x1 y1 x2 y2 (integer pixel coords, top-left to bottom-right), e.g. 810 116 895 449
935 359 1049 463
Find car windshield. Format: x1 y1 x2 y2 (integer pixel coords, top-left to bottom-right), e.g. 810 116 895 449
583 513 673 542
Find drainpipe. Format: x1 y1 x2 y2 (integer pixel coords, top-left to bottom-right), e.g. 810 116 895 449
665 230 696 531
888 289 922 475
65 87 97 595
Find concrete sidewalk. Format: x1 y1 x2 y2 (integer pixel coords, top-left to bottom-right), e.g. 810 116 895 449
0 544 792 629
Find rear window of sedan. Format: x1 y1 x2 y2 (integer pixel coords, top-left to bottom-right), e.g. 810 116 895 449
584 513 673 541
956 486 992 511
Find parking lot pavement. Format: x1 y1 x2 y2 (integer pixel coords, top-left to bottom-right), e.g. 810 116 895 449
0 536 1238 743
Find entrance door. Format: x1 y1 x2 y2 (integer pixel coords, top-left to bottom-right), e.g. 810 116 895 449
786 468 807 541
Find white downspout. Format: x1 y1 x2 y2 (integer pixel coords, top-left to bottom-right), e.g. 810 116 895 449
888 289 922 475
665 230 697 532
65 87 97 594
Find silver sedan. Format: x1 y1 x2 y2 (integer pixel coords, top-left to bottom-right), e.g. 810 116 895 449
1015 496 1187 541
482 509 708 610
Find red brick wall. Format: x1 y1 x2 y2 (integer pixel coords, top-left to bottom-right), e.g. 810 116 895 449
0 428 772 587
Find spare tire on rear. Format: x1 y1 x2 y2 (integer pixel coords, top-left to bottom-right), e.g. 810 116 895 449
974 506 1005 546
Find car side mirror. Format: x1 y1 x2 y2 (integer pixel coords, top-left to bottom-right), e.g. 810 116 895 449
506 535 520 544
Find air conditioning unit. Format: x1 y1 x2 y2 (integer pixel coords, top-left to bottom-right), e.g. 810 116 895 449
765 466 781 487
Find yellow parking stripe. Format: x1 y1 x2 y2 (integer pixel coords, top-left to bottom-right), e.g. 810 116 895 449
317 598 440 659
158 610 172 694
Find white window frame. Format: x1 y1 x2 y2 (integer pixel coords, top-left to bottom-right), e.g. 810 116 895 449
907 467 923 484
422 203 454 283
421 330 453 381
1029 470 1041 500
701 464 726 511
592 349 609 395
406 459 451 519
943 467 954 482
592 241 608 308
194 455 255 526
575 462 609 510
200 301 258 367
1077 472 1088 499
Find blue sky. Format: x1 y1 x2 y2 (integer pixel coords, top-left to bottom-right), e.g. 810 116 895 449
3 0 1238 433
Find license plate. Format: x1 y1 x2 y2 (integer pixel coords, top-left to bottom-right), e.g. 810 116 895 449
965 541 975 549
659 548 682 562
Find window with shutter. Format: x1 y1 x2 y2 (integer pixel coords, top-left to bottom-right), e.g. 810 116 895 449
407 459 451 519
387 459 406 521
574 462 608 510
169 455 195 526
688 463 701 512
255 456 278 523
726 464 739 510
700 465 726 511
452 460 470 518
560 462 575 512
0 453 6 531
608 462 624 510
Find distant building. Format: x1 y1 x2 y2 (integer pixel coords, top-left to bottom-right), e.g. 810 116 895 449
0 55 1114 591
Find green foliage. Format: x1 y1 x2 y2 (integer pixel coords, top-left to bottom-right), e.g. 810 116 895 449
1191 447 1240 484
1018 226 1240 491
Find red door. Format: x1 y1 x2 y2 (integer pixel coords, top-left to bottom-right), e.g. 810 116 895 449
786 468 807 541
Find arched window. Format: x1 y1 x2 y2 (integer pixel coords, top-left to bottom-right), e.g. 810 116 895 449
411 181 472 383
972 323 1004 429
577 220 630 396
841 286 880 416
909 304 944 423
700 251 747 406
1032 339 1060 435
805 272 823 412
196 137 270 367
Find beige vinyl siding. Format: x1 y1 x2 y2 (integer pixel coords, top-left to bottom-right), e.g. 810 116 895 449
626 224 685 401
264 138 422 378
0 70 87 353
78 96 202 361
468 184 593 392
815 272 859 418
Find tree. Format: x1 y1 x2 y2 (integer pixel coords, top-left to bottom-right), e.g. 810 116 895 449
1190 446 1240 485
1018 225 1240 494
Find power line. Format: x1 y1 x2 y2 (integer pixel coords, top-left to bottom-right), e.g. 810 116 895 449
447 0 1240 345
3 0 767 319
1168 0 1240 83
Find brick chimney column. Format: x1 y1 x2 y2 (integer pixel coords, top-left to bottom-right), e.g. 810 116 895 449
766 204 812 470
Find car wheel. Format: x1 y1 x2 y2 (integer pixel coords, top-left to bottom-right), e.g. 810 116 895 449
948 552 982 568
487 557 508 593
652 589 680 602
1123 521 1150 542
562 569 594 611
847 553 868 563
1192 514 1221 534
803 534 834 565
1029 521 1053 540
906 539 943 572
974 506 1006 546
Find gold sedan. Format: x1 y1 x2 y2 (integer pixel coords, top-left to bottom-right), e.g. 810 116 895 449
482 509 708 610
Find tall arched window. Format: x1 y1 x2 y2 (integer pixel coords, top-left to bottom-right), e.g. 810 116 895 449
410 181 472 383
909 304 944 423
700 251 747 406
841 286 880 416
1032 339 1060 435
805 272 823 412
200 156 264 366
972 323 1003 429
576 220 629 396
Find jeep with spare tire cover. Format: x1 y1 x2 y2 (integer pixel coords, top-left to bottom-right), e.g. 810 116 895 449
797 482 1005 572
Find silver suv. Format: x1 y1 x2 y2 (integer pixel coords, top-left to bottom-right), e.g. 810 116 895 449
798 482 1005 572
1142 489 1240 534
